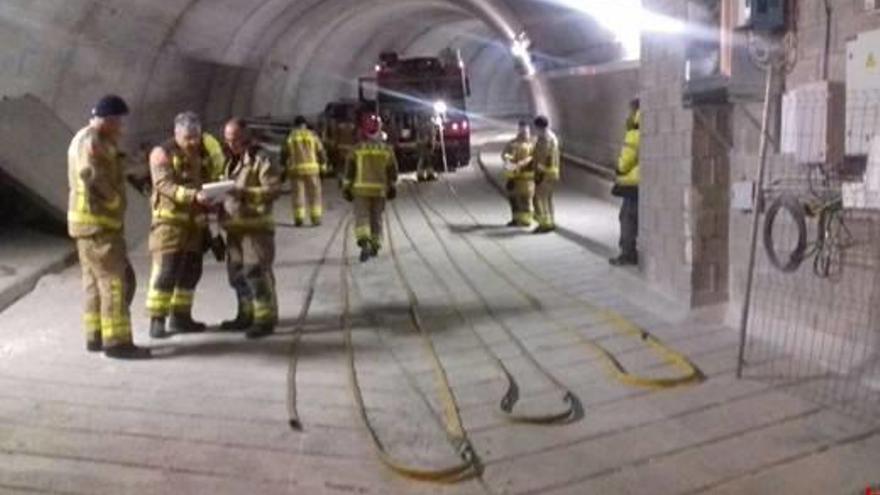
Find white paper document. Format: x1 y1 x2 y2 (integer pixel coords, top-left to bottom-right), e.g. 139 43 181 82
201 180 236 201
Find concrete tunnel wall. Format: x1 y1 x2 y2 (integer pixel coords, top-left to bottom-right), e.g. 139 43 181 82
0 0 637 240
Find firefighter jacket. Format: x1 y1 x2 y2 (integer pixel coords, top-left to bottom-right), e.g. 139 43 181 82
284 128 327 177
67 126 127 238
532 130 561 182
502 136 535 181
221 145 282 233
150 140 208 229
616 111 640 188
343 140 399 198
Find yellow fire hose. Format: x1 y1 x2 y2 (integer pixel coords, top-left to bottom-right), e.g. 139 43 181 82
424 171 705 390
340 217 481 482
392 187 581 423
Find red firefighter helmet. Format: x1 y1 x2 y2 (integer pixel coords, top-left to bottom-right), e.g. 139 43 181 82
360 113 382 137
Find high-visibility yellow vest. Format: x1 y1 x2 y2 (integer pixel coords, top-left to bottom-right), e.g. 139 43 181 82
616 111 640 187
67 126 126 238
286 128 325 176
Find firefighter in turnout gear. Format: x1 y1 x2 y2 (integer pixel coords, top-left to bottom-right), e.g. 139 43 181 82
68 95 150 359
342 115 399 262
146 112 214 339
219 119 283 339
416 115 438 182
283 116 328 227
531 116 561 234
502 120 535 227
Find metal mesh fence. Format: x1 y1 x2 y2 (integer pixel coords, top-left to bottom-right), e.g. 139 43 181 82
741 88 880 423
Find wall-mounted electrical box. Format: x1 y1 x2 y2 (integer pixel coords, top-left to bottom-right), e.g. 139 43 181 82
780 81 846 165
734 0 786 31
846 28 880 157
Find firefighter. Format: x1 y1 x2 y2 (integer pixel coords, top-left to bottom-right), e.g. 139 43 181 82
532 116 561 234
610 99 641 266
502 120 535 227
416 115 438 182
342 116 399 262
283 116 327 227
219 118 283 339
146 112 213 339
67 95 150 359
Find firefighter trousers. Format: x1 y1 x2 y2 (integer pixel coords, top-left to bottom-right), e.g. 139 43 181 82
417 149 437 180
354 196 385 250
292 173 323 225
146 250 203 319
534 179 557 229
77 233 135 348
226 230 277 324
508 179 535 225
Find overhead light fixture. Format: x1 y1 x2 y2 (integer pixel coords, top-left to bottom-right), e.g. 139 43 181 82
433 100 448 116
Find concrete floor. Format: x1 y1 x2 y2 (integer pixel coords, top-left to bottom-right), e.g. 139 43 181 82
1 141 879 494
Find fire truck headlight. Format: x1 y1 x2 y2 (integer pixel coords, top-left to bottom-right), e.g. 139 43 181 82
462 120 469 130
433 100 448 117
451 123 460 132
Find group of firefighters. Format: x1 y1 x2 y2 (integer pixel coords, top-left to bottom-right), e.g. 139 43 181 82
501 100 641 264
67 92 638 360
68 95 399 359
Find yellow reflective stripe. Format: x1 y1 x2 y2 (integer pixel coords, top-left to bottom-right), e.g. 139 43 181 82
293 163 321 175
355 225 371 240
240 301 255 315
68 211 123 230
83 312 101 331
146 291 172 310
153 209 207 225
310 206 323 218
171 290 194 307
253 300 275 321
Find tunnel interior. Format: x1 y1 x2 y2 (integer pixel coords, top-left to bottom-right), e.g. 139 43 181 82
0 0 638 243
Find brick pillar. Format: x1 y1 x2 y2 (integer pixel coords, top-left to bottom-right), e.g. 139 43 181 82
640 0 731 308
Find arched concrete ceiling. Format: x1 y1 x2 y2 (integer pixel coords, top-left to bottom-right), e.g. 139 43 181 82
2 0 621 141
0 0 637 232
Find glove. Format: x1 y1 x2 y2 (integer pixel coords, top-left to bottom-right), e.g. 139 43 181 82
343 188 354 202
505 180 515 192
387 187 397 201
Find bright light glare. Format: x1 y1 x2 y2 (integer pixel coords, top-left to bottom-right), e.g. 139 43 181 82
547 0 685 60
511 39 530 58
510 32 536 77
433 100 448 116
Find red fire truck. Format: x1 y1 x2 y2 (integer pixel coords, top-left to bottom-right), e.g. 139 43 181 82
359 50 471 172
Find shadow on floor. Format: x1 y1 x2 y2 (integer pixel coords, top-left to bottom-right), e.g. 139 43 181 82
145 300 533 359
